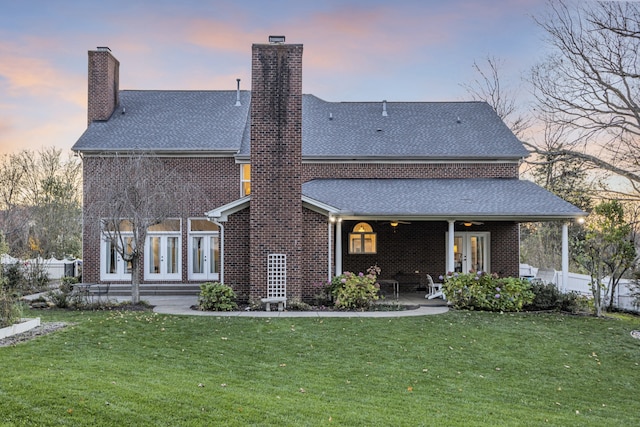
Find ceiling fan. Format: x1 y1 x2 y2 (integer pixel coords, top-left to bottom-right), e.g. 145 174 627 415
381 220 411 228
460 221 484 227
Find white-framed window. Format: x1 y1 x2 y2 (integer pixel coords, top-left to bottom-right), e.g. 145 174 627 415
349 222 377 254
188 218 220 281
100 219 133 281
240 163 251 196
446 231 490 273
145 219 182 281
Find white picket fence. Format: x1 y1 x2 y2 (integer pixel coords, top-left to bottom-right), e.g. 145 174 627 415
1 254 81 280
520 264 638 312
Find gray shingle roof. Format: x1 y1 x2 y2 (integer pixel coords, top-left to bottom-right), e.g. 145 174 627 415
297 95 529 160
73 91 529 160
72 90 251 153
302 178 586 220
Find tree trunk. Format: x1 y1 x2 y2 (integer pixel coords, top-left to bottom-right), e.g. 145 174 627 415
131 257 140 304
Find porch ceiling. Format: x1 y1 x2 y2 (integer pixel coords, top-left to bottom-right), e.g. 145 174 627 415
302 178 586 222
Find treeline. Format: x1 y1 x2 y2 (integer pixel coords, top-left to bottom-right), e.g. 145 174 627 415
0 147 81 259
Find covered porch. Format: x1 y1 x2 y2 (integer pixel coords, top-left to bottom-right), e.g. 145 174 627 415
303 178 587 290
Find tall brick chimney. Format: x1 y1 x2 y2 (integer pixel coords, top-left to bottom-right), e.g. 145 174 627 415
87 47 120 125
249 38 303 302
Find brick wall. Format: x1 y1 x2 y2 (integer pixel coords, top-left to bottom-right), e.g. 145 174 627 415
303 162 519 180
81 155 240 283
340 220 520 287
87 48 119 125
249 42 304 302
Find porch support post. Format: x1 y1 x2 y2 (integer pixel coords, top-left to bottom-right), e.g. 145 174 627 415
447 220 455 273
335 219 342 276
328 219 333 281
562 222 568 293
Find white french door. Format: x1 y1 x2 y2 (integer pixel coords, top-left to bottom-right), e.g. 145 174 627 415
189 235 219 281
102 236 133 280
447 232 490 274
146 235 181 280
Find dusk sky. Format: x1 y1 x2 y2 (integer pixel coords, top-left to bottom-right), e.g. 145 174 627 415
0 0 550 156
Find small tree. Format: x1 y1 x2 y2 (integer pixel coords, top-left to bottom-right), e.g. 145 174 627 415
84 154 199 304
574 200 636 316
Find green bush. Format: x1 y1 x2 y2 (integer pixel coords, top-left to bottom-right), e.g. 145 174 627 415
331 265 381 310
442 272 534 312
198 282 238 311
524 281 590 313
47 276 79 309
0 289 23 328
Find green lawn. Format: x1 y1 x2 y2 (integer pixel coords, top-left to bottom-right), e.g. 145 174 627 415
1 308 639 426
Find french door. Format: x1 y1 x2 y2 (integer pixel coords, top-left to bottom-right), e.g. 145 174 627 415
146 235 181 280
448 232 490 274
102 236 133 280
189 235 220 281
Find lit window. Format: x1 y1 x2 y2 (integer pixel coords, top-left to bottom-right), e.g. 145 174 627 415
349 222 377 254
241 164 251 196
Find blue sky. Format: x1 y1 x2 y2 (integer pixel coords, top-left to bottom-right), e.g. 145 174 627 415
0 0 549 155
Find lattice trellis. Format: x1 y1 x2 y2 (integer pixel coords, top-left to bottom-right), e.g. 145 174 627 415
267 254 287 299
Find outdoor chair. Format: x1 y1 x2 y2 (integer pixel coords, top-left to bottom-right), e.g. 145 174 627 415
425 274 444 300
92 283 110 303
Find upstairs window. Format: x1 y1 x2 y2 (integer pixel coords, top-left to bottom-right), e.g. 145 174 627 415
349 222 377 254
241 164 251 196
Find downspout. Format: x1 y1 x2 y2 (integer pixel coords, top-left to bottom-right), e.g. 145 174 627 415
212 219 225 285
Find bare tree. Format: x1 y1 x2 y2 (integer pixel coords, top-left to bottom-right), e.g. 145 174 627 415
462 56 531 138
83 153 199 304
529 0 640 198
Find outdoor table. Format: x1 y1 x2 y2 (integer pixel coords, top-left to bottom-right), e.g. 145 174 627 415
377 279 399 300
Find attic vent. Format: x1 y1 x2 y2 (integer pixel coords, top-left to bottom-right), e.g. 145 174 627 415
235 78 242 107
382 100 388 117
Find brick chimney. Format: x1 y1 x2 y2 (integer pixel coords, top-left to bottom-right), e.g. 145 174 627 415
87 47 120 125
249 38 303 302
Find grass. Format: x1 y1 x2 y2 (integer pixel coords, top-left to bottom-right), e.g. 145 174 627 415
0 308 639 426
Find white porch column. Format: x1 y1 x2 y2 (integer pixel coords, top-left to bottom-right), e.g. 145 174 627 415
328 219 333 281
447 220 455 273
335 219 342 276
562 222 568 292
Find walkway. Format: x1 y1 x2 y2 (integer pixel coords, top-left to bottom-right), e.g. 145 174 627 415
121 293 449 318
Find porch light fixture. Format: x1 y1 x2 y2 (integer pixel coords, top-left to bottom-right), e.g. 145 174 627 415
390 221 399 227
576 217 586 224
269 35 286 44
463 222 472 227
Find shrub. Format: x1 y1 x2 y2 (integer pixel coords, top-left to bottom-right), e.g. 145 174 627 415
525 281 591 313
331 265 381 310
442 272 534 312
198 282 238 311
0 289 23 328
47 276 79 309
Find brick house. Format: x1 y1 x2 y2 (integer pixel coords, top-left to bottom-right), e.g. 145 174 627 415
72 39 584 302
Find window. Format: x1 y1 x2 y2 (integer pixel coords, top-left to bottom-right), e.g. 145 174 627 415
241 164 251 196
145 219 181 280
100 219 134 280
188 218 220 281
349 222 377 254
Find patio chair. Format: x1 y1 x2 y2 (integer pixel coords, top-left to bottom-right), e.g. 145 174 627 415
92 283 110 303
425 274 444 300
